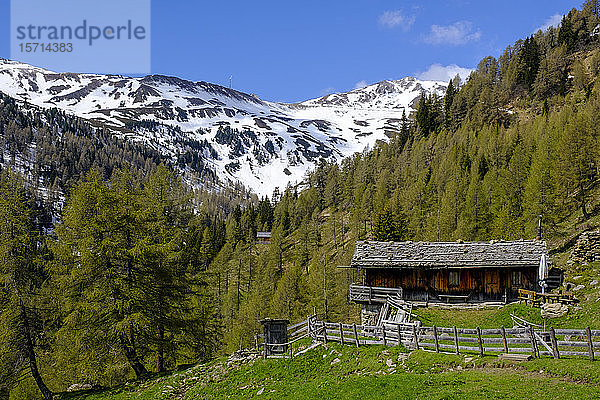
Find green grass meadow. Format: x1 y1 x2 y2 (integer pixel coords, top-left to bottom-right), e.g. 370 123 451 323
61 342 600 400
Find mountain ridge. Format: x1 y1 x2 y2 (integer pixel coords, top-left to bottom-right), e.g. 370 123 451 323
0 59 447 195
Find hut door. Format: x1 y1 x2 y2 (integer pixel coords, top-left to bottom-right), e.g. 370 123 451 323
485 270 500 294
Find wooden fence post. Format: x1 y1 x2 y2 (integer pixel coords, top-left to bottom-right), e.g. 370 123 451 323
476 326 484 357
353 323 360 348
433 326 440 353
339 323 345 345
529 326 538 358
501 326 508 353
397 324 402 347
586 327 595 361
412 325 420 350
323 324 328 344
549 327 560 359
382 326 387 346
453 326 459 354
289 342 293 358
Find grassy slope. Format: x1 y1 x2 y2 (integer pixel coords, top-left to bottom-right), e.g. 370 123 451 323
57 225 600 400
61 342 600 400
61 260 600 400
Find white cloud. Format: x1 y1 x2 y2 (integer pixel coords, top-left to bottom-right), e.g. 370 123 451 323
378 10 416 31
319 87 336 96
354 80 368 89
416 63 474 83
424 21 481 45
535 14 562 33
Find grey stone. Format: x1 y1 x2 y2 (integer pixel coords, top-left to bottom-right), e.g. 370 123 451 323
541 303 568 318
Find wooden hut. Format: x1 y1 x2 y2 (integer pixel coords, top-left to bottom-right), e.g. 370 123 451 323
256 231 272 244
348 240 558 306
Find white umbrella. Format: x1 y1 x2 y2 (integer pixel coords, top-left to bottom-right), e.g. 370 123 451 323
538 254 548 293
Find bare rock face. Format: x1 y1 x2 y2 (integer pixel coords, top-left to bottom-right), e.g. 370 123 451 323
541 303 568 319
569 231 600 266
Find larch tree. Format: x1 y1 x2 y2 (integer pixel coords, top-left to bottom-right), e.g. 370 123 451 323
558 112 597 219
52 171 150 380
0 171 53 400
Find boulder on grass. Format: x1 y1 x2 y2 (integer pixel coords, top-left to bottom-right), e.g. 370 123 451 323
541 303 568 318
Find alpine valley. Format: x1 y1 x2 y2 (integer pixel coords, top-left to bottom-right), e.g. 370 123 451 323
0 59 446 195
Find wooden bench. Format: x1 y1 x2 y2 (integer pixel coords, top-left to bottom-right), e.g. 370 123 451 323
519 289 576 306
518 289 541 306
438 294 470 303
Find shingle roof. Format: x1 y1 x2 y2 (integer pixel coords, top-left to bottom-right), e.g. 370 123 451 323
351 240 549 269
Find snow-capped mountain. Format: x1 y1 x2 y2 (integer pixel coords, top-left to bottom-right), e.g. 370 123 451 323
0 59 446 195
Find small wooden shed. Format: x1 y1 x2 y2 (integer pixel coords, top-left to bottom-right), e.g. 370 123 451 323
260 318 289 356
349 240 557 304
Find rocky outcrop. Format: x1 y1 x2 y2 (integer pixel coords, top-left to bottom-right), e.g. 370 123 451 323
569 230 600 266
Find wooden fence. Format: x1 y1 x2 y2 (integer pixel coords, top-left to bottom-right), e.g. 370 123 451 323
259 316 600 361
349 284 403 304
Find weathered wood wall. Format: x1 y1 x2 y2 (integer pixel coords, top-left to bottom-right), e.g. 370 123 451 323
365 267 537 301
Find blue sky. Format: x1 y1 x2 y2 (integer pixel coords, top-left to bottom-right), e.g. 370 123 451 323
0 0 580 103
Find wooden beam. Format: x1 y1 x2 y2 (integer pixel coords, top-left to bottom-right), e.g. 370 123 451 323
433 325 439 353
339 322 345 346
453 326 459 354
412 325 420 350
587 327 595 361
476 326 484 357
528 326 538 358
353 323 360 348
549 327 560 359
501 326 508 353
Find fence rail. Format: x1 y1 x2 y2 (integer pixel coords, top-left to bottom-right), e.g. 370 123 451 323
349 285 403 304
257 314 600 361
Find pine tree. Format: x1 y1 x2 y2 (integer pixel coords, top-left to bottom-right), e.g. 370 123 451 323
516 36 540 91
558 14 577 51
372 207 409 242
400 109 411 147
444 78 456 128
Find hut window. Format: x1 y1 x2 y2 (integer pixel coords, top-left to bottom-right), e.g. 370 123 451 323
449 271 459 286
512 271 522 286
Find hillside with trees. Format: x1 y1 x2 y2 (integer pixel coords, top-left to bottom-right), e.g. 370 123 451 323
3 2 600 398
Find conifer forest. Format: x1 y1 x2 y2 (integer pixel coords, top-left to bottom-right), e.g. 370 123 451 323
3 2 600 399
